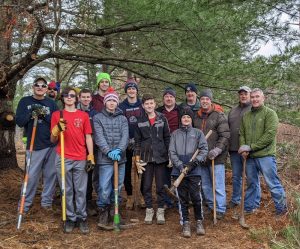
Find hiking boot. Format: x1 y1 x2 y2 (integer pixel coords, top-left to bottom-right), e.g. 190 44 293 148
182 221 191 238
156 208 165 225
64 220 75 233
196 220 205 235
139 196 146 209
87 201 97 216
216 212 225 220
144 208 154 224
244 208 258 216
97 207 109 228
78 219 89 234
227 201 238 209
126 195 134 210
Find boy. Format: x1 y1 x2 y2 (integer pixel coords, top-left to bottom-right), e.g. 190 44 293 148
135 93 170 225
93 87 129 229
169 107 208 238
51 87 94 234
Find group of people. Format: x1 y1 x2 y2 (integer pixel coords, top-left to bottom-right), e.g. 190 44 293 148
15 73 287 238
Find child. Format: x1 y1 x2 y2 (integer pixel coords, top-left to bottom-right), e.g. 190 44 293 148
169 107 208 238
93 87 129 229
51 87 94 234
135 93 170 225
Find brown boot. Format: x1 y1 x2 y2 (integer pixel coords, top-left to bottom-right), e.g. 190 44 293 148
126 196 134 210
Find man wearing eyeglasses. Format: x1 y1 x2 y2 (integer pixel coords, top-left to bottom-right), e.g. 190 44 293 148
16 77 59 216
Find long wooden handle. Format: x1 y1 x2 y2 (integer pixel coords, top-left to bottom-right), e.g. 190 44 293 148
212 159 217 224
60 127 66 222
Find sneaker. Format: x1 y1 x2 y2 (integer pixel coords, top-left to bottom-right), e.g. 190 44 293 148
196 220 205 235
144 208 154 224
64 220 75 233
216 212 225 220
227 201 238 209
126 196 134 210
182 221 191 238
78 219 89 234
156 208 165 225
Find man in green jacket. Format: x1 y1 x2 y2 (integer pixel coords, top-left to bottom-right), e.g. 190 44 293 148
238 88 287 215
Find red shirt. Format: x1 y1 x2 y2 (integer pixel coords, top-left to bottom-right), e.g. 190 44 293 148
162 108 179 133
51 110 92 160
149 116 156 126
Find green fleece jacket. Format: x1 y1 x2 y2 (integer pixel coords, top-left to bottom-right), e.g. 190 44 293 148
239 105 278 158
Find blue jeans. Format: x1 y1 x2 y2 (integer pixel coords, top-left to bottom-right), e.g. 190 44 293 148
97 163 125 208
230 152 261 205
244 156 287 213
200 163 226 213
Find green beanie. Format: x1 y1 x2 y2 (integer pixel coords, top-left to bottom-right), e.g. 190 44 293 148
96 72 111 86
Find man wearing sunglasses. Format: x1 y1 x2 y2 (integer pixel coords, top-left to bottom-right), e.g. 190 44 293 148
47 81 63 109
16 77 59 216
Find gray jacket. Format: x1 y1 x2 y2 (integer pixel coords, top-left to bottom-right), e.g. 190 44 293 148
93 108 129 165
228 102 251 152
169 125 208 176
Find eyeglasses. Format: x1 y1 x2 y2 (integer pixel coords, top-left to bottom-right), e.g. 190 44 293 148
34 83 47 88
48 87 58 91
62 93 76 98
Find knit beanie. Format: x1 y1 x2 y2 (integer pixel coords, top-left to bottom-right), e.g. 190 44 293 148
185 83 198 94
124 78 138 93
96 72 111 86
163 87 176 97
180 107 194 122
199 89 213 100
104 87 119 105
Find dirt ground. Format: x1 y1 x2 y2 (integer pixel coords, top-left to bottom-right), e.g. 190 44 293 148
0 123 299 249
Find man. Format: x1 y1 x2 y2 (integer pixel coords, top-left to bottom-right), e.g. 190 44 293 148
180 83 200 113
93 87 129 229
119 78 144 209
135 93 170 225
47 81 63 109
228 86 260 208
238 88 287 215
51 87 94 234
193 89 230 219
16 77 58 214
91 72 111 112
156 87 182 208
78 89 97 215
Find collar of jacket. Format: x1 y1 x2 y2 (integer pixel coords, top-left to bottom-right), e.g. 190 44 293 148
251 104 265 112
180 124 192 132
102 107 123 117
239 101 251 108
157 104 179 112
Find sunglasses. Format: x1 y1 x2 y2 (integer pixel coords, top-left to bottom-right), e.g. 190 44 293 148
48 87 58 91
34 83 47 88
62 93 76 98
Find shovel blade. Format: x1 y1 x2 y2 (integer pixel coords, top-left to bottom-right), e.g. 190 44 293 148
239 217 250 229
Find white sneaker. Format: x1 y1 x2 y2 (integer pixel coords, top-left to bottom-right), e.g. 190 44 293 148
144 208 154 224
156 208 165 225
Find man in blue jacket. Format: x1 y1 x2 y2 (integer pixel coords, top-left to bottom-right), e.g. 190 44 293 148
16 77 58 214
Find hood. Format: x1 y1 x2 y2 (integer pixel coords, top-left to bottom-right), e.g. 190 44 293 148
197 103 224 117
121 98 142 108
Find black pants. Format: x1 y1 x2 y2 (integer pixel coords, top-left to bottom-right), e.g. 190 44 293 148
143 162 166 209
124 149 133 196
177 176 203 221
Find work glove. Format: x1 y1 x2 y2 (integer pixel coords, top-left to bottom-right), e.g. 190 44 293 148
31 104 48 119
166 159 173 168
183 161 198 173
136 160 147 174
128 138 135 151
51 119 67 137
238 145 251 154
107 148 122 161
208 147 222 160
85 154 95 172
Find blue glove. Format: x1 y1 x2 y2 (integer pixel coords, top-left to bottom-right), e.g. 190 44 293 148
109 148 122 161
107 151 115 160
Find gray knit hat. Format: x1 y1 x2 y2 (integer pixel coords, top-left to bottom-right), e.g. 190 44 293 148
199 89 213 100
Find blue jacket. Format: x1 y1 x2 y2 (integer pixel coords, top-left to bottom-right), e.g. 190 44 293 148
119 98 144 139
16 96 58 150
169 125 208 176
93 108 129 166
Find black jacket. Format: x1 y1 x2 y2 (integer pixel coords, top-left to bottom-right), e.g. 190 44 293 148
134 111 170 164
